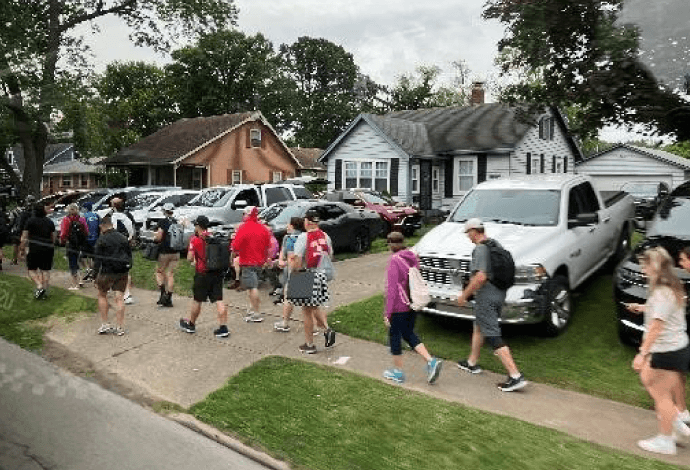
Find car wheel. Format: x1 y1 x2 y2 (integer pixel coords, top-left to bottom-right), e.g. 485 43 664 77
541 275 572 336
351 229 370 253
607 224 631 270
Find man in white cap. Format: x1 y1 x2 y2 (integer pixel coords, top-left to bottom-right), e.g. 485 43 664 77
456 217 527 392
153 202 180 307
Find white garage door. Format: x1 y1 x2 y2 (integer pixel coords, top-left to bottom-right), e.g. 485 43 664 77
589 175 673 192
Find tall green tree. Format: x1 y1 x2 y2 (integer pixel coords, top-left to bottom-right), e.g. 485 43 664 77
0 0 238 198
278 37 360 149
483 0 690 141
166 30 278 120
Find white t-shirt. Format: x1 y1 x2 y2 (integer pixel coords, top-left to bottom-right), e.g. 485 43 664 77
644 286 688 353
111 212 134 240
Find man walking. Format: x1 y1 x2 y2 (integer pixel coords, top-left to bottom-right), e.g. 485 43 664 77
81 201 100 282
19 203 55 299
11 195 35 265
231 206 271 322
110 198 135 304
179 216 229 338
153 203 180 307
456 218 527 392
93 215 132 336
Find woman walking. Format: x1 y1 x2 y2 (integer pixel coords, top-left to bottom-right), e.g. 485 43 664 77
626 247 690 455
382 231 442 385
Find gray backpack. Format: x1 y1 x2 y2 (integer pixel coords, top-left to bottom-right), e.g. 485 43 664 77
167 220 186 251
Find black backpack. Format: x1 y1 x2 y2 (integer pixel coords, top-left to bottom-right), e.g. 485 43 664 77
205 235 230 272
104 232 132 273
68 218 86 248
0 213 9 245
484 239 515 290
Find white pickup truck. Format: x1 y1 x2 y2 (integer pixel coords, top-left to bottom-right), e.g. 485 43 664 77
415 174 635 335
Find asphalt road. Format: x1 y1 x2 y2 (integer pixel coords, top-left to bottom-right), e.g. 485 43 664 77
0 338 267 470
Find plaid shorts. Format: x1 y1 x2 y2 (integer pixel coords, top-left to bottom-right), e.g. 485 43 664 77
289 271 329 307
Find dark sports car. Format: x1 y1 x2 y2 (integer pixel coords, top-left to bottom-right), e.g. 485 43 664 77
259 200 385 253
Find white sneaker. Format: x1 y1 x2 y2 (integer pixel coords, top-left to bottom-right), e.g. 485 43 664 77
679 409 690 424
97 323 113 335
637 435 676 455
124 295 134 305
673 416 690 438
68 286 79 291
244 313 263 322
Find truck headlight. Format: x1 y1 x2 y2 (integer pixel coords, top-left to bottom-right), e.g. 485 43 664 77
514 264 548 284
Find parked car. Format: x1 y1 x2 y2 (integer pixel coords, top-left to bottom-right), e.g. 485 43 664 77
141 184 311 248
259 200 385 253
323 189 422 236
38 189 91 213
614 180 690 346
621 181 670 229
414 174 635 336
129 189 200 229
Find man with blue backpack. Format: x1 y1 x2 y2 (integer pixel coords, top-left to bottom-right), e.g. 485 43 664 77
456 218 527 392
153 203 184 307
81 202 100 282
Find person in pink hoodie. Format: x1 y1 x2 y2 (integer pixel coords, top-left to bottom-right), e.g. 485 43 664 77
383 231 442 385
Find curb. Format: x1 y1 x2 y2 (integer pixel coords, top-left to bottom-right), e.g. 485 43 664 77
168 413 291 470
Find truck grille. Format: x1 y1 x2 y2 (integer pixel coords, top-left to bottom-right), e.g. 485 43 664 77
419 257 469 286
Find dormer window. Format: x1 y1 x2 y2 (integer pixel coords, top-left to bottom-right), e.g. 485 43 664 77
250 129 262 147
539 117 555 140
6 150 14 166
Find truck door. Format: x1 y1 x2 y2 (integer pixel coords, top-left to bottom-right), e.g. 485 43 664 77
567 183 607 282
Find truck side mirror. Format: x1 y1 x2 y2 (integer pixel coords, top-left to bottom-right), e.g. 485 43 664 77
568 212 599 229
233 199 247 210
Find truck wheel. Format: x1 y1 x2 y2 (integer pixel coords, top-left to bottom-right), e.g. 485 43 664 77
541 275 572 336
351 229 370 253
607 224 631 271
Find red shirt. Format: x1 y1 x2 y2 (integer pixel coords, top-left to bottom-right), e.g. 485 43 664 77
231 219 271 266
189 231 211 274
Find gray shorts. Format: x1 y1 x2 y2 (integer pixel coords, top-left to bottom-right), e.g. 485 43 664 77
474 297 502 338
241 266 262 290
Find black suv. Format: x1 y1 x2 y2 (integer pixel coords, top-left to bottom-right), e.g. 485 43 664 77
613 180 690 346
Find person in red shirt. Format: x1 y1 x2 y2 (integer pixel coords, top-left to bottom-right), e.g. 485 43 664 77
231 206 271 322
59 203 89 290
178 216 229 338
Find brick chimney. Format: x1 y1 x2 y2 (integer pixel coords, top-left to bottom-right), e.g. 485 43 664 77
470 81 485 105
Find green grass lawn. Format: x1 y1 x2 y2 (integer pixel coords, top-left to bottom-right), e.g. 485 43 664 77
329 272 674 410
0 272 97 350
191 356 681 470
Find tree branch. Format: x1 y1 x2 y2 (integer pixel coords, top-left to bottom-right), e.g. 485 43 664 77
60 0 138 33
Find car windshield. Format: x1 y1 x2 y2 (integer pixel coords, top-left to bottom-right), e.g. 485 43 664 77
130 193 161 210
77 191 109 206
359 192 390 205
188 188 236 207
648 197 690 239
292 187 313 200
261 204 307 225
450 189 561 226
621 183 659 197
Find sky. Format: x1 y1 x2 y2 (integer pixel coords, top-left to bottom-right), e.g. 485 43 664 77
78 0 688 144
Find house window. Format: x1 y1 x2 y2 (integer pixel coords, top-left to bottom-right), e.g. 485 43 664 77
555 159 563 173
62 174 72 187
193 168 203 189
250 129 262 147
432 167 439 193
231 170 242 185
457 159 475 192
411 165 419 193
81 174 88 187
6 150 13 166
343 160 390 191
345 162 357 188
532 155 541 174
272 171 282 183
539 117 554 140
375 162 388 192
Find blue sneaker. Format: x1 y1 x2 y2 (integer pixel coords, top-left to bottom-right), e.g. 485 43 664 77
383 368 405 384
426 358 443 384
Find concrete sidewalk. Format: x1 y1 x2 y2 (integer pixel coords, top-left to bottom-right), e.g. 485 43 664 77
3 255 689 467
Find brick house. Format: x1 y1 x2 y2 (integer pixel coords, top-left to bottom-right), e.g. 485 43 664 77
105 112 301 189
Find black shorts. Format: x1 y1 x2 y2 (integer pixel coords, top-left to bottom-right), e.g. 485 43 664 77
651 346 690 373
193 272 224 303
26 248 54 271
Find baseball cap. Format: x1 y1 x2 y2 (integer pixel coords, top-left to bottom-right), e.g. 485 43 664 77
304 209 320 222
82 201 93 211
162 202 175 212
464 218 484 232
193 215 210 229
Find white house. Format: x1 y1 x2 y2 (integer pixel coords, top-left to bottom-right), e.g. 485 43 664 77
318 102 582 213
575 144 690 192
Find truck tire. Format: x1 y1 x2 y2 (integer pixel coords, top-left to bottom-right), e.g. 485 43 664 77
541 275 572 336
606 224 631 271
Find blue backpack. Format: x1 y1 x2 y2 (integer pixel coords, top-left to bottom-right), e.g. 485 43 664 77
84 212 100 243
